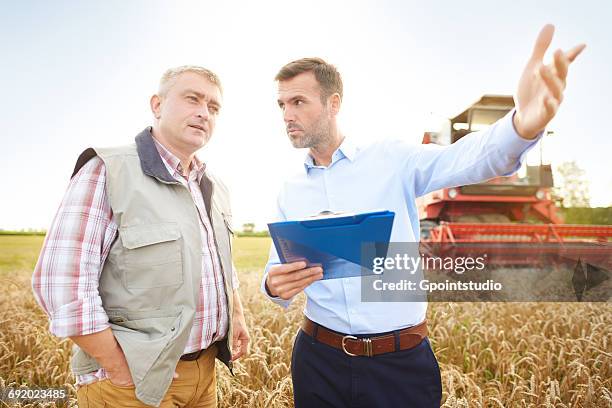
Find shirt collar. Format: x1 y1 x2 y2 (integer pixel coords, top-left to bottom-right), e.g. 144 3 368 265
303 137 358 172
152 136 206 181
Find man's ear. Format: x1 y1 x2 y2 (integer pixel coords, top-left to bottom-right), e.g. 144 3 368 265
150 94 162 119
328 93 341 117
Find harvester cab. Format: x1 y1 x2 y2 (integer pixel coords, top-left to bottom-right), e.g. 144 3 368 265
419 95 560 229
417 95 611 301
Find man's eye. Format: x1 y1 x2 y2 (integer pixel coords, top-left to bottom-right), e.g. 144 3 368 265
294 100 303 105
210 106 219 114
187 95 198 102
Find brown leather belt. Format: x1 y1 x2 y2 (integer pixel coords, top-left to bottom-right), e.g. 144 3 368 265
301 317 428 357
180 342 217 361
180 350 203 361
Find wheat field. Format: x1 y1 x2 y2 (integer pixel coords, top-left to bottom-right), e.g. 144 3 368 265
0 236 610 407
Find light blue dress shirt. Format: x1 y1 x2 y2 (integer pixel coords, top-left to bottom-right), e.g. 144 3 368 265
262 110 541 334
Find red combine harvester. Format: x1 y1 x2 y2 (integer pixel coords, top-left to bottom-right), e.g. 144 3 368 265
418 95 612 282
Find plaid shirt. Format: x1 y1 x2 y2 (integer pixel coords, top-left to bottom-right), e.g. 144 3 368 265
32 138 238 385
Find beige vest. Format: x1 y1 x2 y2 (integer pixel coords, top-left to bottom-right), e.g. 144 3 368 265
69 128 235 407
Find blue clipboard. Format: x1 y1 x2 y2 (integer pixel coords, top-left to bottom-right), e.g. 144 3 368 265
267 210 395 279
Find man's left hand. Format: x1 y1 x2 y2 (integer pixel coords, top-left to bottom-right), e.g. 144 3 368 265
231 310 250 361
513 24 586 139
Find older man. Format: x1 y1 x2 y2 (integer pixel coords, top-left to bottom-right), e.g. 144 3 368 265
262 25 584 407
32 65 249 407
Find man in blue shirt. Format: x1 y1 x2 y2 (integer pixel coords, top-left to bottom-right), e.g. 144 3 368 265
262 25 584 407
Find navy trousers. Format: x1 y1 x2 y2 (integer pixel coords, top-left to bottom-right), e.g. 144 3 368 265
291 329 442 408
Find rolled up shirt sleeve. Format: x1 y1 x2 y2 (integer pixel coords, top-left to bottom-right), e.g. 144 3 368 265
31 156 116 338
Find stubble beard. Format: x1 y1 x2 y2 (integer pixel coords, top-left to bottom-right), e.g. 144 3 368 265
289 111 332 150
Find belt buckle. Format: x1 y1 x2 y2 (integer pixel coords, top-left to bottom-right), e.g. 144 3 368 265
341 335 373 357
341 335 358 356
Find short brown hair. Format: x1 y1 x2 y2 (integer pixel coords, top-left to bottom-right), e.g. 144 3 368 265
275 57 343 102
158 65 223 97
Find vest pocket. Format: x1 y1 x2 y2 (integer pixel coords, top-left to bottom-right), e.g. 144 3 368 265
118 222 183 289
107 307 183 385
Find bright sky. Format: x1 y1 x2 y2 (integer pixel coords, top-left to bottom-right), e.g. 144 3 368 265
1 0 611 231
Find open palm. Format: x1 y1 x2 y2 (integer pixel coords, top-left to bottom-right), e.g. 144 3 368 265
514 25 586 139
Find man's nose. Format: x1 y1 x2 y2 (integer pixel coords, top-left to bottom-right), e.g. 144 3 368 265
196 104 210 120
283 106 295 123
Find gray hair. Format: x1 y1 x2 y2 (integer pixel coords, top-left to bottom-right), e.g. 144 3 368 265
158 65 223 97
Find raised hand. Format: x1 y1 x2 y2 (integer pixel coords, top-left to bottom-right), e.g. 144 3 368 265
513 24 586 139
